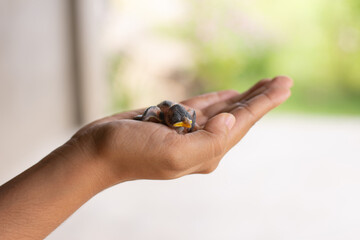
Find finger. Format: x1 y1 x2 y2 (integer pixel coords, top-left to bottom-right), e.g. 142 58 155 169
192 113 235 173
202 78 271 118
241 76 292 102
204 112 236 135
180 90 240 111
234 78 272 101
228 76 293 148
220 76 293 114
178 113 235 169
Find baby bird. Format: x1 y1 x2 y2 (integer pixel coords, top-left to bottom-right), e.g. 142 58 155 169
134 100 197 134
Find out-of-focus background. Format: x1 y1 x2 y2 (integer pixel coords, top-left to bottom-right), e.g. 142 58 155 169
0 0 359 239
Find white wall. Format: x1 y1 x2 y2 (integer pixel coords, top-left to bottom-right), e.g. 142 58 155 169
0 0 75 183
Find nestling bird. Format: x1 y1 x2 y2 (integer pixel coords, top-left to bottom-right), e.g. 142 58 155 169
134 100 197 134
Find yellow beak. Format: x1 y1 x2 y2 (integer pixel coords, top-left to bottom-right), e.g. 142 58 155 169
173 120 192 128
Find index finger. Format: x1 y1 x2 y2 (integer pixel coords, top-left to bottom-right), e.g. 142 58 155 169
227 76 293 148
180 90 240 110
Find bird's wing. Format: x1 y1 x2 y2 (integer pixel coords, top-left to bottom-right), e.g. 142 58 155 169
141 106 162 123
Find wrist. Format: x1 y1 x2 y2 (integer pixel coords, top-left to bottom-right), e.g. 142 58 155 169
55 139 115 194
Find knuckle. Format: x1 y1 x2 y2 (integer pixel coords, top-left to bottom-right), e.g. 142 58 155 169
239 102 256 120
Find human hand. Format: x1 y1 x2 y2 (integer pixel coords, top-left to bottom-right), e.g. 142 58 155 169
69 76 293 187
0 76 292 239
0 76 292 240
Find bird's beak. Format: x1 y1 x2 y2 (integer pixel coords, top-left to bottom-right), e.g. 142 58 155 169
173 118 192 128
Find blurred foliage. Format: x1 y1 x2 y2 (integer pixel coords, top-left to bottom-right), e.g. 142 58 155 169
158 0 360 114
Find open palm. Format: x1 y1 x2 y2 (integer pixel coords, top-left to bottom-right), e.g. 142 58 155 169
71 76 293 184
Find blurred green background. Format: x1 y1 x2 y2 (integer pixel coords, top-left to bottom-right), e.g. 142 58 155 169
108 0 360 115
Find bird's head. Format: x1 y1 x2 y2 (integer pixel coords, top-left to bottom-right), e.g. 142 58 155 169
168 104 193 129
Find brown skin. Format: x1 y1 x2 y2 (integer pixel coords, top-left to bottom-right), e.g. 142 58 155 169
0 76 293 239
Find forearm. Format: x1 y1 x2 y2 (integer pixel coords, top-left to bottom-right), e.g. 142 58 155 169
0 142 109 240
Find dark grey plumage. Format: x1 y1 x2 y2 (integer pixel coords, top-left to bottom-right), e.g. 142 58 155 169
134 100 197 134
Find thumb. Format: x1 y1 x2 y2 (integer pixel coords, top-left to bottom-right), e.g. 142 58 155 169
204 113 236 136
183 112 236 164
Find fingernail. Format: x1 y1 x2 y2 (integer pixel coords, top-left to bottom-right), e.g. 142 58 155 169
225 114 235 130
